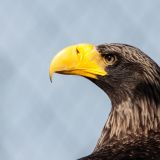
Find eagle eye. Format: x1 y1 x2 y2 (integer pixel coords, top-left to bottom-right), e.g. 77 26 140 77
102 53 117 65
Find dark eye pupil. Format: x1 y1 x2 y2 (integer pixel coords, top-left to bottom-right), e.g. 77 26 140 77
107 55 112 61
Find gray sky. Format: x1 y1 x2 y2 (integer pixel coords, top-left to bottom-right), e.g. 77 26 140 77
1 0 160 159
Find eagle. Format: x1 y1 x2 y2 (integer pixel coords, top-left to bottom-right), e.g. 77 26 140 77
49 43 160 160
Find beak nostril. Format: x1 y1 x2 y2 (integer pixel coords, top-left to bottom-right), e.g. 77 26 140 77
76 48 80 54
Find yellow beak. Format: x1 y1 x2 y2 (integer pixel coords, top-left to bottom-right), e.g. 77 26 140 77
49 43 107 82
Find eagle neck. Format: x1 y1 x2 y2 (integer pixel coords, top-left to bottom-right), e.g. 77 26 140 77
94 90 160 151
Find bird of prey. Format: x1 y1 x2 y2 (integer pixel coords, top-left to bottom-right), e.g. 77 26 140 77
49 43 160 160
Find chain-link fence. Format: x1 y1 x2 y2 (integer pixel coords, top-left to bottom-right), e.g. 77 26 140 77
1 0 160 159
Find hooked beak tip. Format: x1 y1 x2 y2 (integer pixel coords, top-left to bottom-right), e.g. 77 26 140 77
49 71 53 83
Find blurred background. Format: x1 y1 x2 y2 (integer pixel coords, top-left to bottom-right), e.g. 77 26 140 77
1 0 160 159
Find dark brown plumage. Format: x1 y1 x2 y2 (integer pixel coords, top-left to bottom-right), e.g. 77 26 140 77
79 44 160 160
